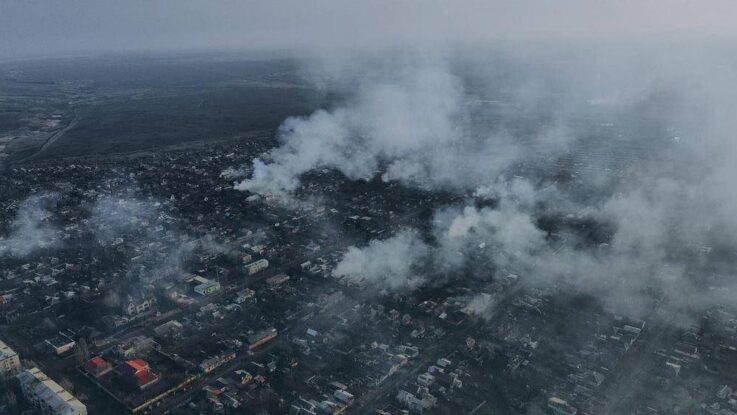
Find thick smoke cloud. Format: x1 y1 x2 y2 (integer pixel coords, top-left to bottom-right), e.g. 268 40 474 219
434 197 545 272
333 229 429 291
236 57 579 197
237 63 466 195
0 194 61 257
235 45 737 319
462 292 498 320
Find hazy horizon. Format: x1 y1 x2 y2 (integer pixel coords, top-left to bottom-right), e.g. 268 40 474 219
3 0 737 59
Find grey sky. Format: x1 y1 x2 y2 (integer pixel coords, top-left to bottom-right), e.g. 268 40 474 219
2 0 737 58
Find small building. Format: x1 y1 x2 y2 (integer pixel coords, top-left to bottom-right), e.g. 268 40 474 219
45 334 76 356
85 356 113 377
199 352 236 374
0 338 21 380
266 273 290 287
333 389 354 405
194 279 221 296
116 335 158 358
548 397 578 415
235 288 255 304
248 327 278 350
154 320 183 338
17 367 87 415
234 369 253 384
396 390 435 413
123 290 155 317
117 359 159 390
245 259 269 275
417 373 435 387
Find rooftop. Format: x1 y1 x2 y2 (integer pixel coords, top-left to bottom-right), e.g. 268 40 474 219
0 338 18 360
17 367 87 415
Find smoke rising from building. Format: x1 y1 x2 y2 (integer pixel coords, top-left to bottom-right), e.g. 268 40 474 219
0 194 61 257
333 229 429 291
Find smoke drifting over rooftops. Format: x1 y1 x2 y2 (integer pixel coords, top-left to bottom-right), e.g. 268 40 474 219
232 43 737 318
4 1 736 319
0 194 61 257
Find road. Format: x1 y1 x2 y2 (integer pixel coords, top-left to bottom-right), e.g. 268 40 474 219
595 301 680 414
18 109 80 162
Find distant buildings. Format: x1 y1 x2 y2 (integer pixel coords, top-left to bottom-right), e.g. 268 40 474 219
17 367 87 415
245 259 269 275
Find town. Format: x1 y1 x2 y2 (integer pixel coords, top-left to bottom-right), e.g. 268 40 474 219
2 135 737 415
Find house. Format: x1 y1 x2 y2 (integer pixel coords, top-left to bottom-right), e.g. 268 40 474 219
245 259 269 275
45 334 76 356
194 279 221 296
116 335 158 358
266 273 290 287
417 373 435 387
249 327 278 350
333 389 354 405
199 352 236 374
85 356 113 377
235 288 255 304
548 397 578 415
116 359 159 389
123 289 155 317
153 320 183 338
234 369 253 384
396 390 436 413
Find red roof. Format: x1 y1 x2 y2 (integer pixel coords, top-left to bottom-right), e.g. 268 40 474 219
127 359 149 372
88 356 108 368
134 369 159 387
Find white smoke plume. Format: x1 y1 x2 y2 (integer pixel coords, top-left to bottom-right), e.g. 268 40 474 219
234 55 579 198
236 45 737 318
462 293 497 320
332 229 429 291
0 194 61 257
